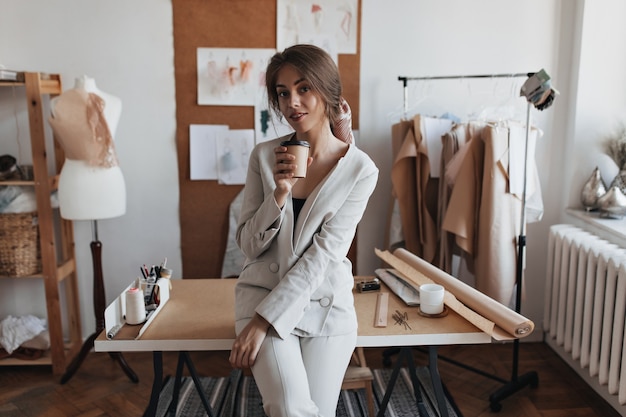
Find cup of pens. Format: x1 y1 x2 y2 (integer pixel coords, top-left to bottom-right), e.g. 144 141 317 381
139 257 171 305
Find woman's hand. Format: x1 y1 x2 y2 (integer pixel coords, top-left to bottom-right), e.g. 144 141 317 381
273 145 312 207
273 145 298 207
229 314 271 369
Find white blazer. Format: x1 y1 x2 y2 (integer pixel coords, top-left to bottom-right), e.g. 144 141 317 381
235 136 379 339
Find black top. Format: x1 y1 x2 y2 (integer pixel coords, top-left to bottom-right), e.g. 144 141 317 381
293 197 306 221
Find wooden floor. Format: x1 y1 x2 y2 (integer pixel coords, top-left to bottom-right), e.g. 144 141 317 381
0 342 621 417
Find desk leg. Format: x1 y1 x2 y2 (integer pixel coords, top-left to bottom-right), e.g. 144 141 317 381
377 347 428 417
428 347 450 417
405 348 429 416
144 351 164 417
182 351 215 417
143 352 214 417
376 348 403 417
167 353 186 416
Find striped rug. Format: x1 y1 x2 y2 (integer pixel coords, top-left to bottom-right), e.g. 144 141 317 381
154 367 460 416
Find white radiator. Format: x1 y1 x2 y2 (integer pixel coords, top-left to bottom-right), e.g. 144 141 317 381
545 224 626 412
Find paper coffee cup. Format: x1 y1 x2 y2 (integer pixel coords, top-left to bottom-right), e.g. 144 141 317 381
280 139 310 178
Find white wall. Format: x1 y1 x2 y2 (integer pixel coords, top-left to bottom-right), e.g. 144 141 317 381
1 0 624 345
0 0 179 337
562 1 626 251
565 0 626 208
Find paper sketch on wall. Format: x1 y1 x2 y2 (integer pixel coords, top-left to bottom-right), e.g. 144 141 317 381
197 48 275 105
255 88 294 144
216 129 255 184
298 33 339 65
277 0 357 54
189 124 229 180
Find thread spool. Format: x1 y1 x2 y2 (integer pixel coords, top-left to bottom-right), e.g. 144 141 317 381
160 267 173 290
125 287 146 325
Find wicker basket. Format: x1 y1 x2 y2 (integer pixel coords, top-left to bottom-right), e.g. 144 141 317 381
0 212 41 276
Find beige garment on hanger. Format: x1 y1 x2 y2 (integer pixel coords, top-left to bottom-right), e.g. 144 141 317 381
48 89 118 168
390 114 438 264
384 119 412 250
442 124 542 305
437 122 482 273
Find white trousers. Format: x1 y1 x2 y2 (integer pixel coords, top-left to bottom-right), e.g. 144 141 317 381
246 326 357 417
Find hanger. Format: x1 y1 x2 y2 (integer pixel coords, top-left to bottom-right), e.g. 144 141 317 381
468 77 528 125
387 80 460 124
397 72 532 117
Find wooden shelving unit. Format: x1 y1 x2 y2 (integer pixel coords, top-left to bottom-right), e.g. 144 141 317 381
0 72 82 375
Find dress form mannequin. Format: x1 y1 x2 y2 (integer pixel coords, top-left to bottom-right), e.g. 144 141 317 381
49 76 136 384
51 75 126 220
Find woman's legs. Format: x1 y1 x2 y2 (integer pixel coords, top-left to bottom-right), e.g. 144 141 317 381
250 328 357 417
301 330 357 417
251 329 318 417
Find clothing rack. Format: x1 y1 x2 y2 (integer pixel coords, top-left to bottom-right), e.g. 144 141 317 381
398 72 532 120
397 72 539 412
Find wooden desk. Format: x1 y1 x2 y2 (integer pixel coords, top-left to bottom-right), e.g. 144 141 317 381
96 279 490 416
96 278 489 349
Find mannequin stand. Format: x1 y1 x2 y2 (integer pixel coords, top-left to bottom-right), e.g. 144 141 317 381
60 220 138 384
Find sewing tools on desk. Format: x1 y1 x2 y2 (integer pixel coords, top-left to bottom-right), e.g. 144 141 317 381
392 310 411 330
103 274 172 341
374 292 389 327
137 257 173 305
106 323 124 340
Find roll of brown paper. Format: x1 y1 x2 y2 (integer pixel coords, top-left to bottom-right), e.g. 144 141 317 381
376 248 534 340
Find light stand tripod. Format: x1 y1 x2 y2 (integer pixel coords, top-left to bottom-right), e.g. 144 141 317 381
488 69 557 411
488 101 539 411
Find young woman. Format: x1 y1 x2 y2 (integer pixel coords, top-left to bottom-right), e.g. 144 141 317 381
229 44 378 417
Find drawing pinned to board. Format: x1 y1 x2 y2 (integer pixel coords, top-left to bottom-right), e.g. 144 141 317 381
189 124 229 180
277 0 357 54
255 88 293 144
216 129 255 184
197 48 275 105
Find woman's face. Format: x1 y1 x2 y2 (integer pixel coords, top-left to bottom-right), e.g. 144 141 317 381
275 64 326 135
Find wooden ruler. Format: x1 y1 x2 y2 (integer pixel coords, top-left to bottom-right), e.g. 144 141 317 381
374 292 389 327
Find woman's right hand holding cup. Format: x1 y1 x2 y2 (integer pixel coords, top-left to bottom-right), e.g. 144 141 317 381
273 145 298 207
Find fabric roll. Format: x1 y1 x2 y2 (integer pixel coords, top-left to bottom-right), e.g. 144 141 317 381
376 247 534 340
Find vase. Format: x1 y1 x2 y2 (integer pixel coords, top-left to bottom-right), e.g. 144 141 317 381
597 185 626 219
609 169 626 196
581 166 607 211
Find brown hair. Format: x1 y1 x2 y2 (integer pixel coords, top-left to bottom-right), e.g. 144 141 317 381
265 44 343 125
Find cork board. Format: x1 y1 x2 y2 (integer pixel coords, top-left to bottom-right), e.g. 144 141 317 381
172 0 361 278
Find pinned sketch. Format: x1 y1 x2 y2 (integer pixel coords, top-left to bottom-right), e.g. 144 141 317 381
255 88 294 144
277 0 358 54
197 48 275 106
189 124 229 180
216 129 255 185
297 33 339 65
